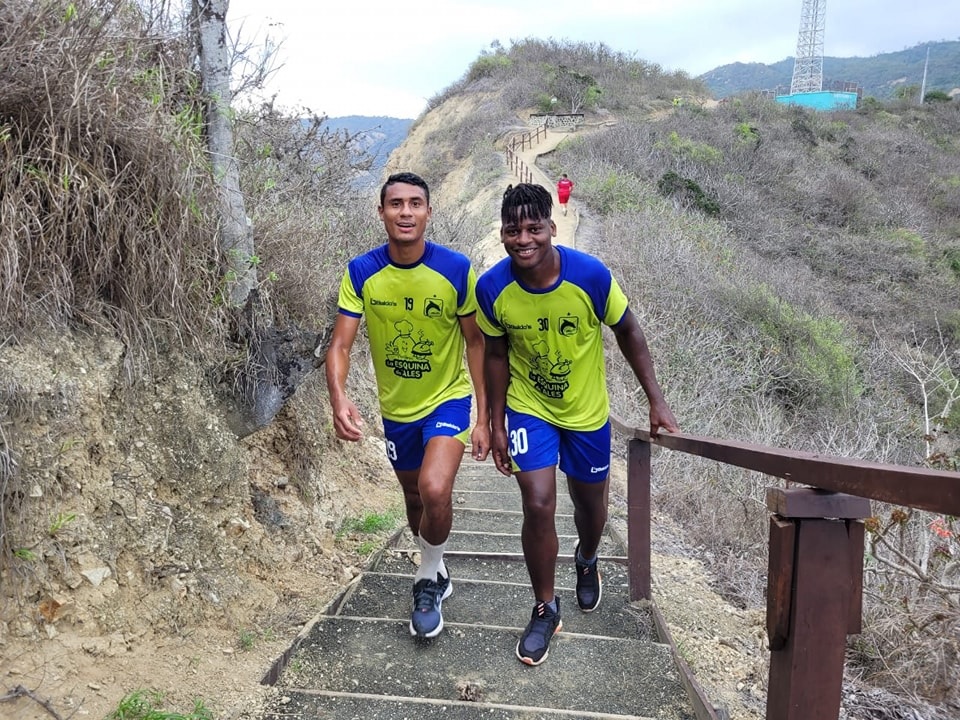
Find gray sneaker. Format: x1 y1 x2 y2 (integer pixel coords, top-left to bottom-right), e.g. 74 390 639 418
409 573 452 638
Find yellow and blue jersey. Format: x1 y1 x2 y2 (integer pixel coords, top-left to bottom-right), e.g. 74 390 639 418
337 241 477 423
476 246 629 431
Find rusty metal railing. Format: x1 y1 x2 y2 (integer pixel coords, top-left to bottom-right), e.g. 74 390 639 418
609 415 960 720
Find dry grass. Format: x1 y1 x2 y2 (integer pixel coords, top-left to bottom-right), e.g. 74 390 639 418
0 0 221 358
562 94 960 710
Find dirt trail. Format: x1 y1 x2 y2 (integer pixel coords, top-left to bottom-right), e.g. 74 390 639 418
512 128 580 249
474 125 581 270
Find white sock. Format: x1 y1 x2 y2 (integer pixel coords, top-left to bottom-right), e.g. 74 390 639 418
415 537 448 582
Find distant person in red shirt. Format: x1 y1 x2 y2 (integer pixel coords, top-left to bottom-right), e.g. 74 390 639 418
556 173 574 216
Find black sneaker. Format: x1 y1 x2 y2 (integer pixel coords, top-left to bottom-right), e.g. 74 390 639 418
575 543 602 612
409 573 452 638
516 597 562 666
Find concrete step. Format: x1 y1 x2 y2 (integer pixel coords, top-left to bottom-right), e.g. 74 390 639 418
374 549 628 588
387 521 621 556
452 507 579 535
268 616 689 719
454 490 575 513
259 456 697 720
375 551 534 583
262 690 662 719
454 473 516 489
443 531 623 556
333 571 658 641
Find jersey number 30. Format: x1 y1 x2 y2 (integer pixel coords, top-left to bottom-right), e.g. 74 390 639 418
509 427 528 457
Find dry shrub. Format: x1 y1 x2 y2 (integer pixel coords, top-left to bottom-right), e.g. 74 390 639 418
0 0 221 357
855 588 960 711
0 0 227 576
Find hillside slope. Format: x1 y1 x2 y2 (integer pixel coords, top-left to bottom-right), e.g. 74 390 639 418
3 22 958 720
0 91 773 720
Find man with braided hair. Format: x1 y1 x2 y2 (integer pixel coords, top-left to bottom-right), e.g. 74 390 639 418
476 182 679 665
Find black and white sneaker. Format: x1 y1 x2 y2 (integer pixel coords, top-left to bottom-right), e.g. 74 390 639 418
575 543 602 612
516 597 562 665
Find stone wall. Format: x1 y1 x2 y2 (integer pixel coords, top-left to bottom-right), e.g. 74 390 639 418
529 113 584 129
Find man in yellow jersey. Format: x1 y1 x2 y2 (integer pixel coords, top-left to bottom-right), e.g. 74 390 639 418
326 172 489 638
476 183 679 665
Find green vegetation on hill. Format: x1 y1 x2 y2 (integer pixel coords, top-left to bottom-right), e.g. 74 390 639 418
700 40 960 99
431 37 709 115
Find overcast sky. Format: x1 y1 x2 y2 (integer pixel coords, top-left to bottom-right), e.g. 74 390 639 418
226 0 959 119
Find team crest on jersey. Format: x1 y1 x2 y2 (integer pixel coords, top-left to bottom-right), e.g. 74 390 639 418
558 314 580 337
384 319 434 378
423 297 444 318
528 340 571 399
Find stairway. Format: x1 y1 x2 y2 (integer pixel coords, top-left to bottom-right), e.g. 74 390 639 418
259 455 696 720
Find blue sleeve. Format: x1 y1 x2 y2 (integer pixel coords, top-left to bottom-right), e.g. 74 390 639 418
560 247 614 322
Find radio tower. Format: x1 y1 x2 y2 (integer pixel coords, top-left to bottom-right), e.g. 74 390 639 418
790 0 826 94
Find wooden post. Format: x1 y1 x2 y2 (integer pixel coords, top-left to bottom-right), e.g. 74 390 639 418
627 438 651 601
765 488 870 720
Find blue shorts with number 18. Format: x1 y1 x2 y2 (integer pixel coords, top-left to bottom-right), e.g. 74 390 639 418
505 408 610 483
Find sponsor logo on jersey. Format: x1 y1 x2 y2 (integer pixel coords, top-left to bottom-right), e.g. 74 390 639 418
424 297 444 318
559 315 580 336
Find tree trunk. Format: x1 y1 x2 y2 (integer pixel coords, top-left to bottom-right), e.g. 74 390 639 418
193 0 323 437
194 0 257 306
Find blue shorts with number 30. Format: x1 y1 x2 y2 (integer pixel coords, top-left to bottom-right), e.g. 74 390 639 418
505 407 610 483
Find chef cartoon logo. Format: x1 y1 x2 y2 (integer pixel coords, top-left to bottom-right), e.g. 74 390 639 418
385 319 434 378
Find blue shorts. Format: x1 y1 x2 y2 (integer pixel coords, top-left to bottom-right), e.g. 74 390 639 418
382 396 471 471
505 408 610 483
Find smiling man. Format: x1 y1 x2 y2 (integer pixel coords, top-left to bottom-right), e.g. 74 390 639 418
325 172 489 639
476 182 679 666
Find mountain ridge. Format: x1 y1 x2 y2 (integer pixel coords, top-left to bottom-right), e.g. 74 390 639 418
324 115 413 185
699 40 960 99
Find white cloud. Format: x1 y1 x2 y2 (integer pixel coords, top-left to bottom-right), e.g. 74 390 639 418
227 0 960 118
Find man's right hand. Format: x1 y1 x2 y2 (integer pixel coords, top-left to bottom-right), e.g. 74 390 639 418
490 427 513 477
332 399 364 441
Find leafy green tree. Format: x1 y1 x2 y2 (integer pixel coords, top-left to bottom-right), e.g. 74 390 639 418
924 90 952 103
551 65 601 113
